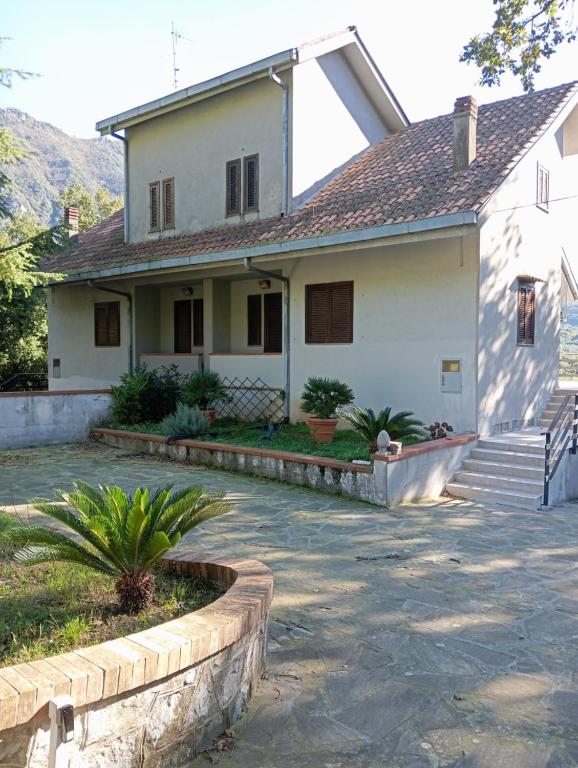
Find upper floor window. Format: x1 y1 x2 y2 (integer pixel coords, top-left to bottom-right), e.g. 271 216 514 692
536 163 549 212
226 154 259 216
517 281 536 346
94 301 120 347
149 178 175 232
305 281 353 344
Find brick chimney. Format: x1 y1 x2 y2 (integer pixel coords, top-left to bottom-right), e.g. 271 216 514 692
64 206 79 238
453 96 478 172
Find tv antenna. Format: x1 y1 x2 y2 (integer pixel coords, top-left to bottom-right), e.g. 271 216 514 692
171 21 193 90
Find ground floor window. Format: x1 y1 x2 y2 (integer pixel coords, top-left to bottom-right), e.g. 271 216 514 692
174 300 192 353
305 281 353 344
517 282 536 346
94 301 120 347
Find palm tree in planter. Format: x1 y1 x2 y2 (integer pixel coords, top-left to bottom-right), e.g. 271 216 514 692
337 405 427 453
181 371 230 426
0 481 231 613
301 376 354 443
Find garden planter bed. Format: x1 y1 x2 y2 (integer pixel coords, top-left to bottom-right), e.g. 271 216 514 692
0 552 273 768
91 428 478 507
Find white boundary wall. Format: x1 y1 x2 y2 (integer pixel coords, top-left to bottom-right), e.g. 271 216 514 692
0 391 112 449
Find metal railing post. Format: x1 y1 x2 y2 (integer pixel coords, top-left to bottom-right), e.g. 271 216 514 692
543 430 551 506
570 395 578 454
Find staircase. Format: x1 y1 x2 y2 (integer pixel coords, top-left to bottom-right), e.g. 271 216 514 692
446 387 578 510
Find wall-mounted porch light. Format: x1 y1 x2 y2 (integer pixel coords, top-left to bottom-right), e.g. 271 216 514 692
258 279 271 290
181 287 194 296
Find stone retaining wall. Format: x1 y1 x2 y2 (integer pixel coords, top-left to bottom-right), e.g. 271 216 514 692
0 391 112 449
91 428 478 507
0 554 273 767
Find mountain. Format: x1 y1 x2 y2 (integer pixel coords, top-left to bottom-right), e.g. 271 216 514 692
0 108 123 226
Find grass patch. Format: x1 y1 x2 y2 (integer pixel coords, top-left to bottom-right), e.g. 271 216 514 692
0 556 225 667
104 421 428 463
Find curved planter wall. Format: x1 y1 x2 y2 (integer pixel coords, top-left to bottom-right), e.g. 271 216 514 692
0 553 273 767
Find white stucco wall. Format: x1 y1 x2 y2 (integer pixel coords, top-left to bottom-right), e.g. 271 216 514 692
284 235 479 432
477 110 578 436
126 78 285 242
291 54 387 204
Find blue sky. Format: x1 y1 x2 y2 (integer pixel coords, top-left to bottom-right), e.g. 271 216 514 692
2 0 578 138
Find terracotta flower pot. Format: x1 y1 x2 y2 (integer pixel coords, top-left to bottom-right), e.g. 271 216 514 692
307 417 338 443
201 409 217 427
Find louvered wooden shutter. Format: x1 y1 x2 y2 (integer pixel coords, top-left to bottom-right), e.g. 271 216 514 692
244 154 259 212
306 282 353 343
174 300 192 353
226 159 241 215
192 298 204 347
95 302 120 347
247 294 262 346
517 283 536 345
536 163 550 211
264 292 282 353
149 181 160 231
163 178 175 229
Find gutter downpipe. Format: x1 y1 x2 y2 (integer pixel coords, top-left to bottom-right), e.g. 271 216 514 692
87 280 133 374
243 258 290 422
110 132 129 243
268 68 289 215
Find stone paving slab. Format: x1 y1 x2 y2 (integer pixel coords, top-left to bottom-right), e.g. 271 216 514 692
2 443 578 766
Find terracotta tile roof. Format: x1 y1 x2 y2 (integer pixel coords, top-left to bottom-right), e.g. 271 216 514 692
45 81 578 277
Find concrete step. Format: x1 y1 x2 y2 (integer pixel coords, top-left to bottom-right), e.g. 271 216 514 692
445 481 542 510
469 447 544 466
477 439 544 456
462 458 543 480
453 471 543 495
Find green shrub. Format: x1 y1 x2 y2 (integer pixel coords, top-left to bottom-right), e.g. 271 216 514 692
161 403 209 437
181 370 229 410
0 481 231 613
111 365 184 425
301 377 354 420
337 405 427 453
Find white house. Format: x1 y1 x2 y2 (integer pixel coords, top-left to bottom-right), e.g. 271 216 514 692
44 26 578 439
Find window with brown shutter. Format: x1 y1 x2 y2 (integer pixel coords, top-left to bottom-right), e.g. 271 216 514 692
536 163 549 212
264 292 282 353
247 294 262 346
243 154 259 212
163 177 175 229
94 302 120 347
149 181 160 232
226 159 241 216
517 282 536 345
174 300 192 353
306 282 353 344
192 298 204 347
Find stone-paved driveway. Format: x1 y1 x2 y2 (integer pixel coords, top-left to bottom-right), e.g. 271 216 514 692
2 443 578 767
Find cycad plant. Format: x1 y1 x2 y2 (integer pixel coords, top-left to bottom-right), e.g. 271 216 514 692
337 406 427 453
0 481 231 613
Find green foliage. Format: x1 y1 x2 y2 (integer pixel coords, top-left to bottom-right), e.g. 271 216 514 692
301 377 354 420
161 403 209 437
0 480 231 613
110 365 184 425
337 405 427 453
461 0 577 91
181 370 229 410
59 181 123 232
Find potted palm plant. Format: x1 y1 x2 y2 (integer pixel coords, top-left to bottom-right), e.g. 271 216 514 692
181 370 229 426
301 376 354 443
0 480 231 614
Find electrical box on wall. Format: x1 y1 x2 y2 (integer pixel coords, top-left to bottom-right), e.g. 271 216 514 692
441 359 461 393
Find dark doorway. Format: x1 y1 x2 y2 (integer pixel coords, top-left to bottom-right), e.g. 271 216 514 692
264 292 282 353
174 300 192 353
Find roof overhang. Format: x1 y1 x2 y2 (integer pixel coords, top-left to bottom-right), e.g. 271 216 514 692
52 210 477 284
96 26 408 136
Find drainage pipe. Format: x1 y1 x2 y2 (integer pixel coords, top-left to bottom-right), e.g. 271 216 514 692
243 257 290 421
87 280 133 374
111 131 129 242
268 68 289 215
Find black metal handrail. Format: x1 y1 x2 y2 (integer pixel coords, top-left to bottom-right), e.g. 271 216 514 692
543 393 578 505
0 372 48 392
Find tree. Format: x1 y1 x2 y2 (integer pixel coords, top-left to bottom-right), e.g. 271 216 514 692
462 0 578 91
60 182 122 232
0 481 231 613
